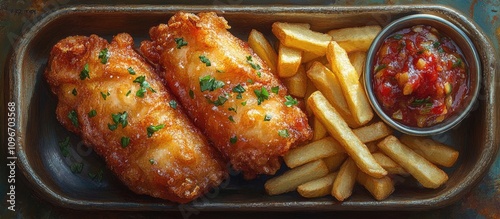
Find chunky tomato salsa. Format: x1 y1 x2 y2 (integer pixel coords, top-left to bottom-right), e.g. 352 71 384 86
372 25 468 127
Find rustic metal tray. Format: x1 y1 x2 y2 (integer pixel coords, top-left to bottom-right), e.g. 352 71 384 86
9 5 498 211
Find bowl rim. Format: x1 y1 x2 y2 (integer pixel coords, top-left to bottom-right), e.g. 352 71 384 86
363 13 482 136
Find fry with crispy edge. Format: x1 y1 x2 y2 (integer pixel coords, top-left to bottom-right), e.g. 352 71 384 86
265 160 329 195
348 51 366 79
248 29 278 74
298 172 338 198
372 152 409 176
272 22 332 56
352 121 392 143
327 25 381 53
377 135 448 188
308 91 387 178
284 137 345 168
332 158 358 201
282 65 307 97
356 171 394 201
327 41 373 126
278 43 302 77
400 134 459 167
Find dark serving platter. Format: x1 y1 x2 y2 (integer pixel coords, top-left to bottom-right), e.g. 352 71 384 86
8 4 498 211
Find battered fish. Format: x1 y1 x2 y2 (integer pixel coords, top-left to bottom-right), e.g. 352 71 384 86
45 33 227 203
141 12 312 178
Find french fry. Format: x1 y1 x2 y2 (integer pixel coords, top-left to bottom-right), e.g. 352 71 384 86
312 117 328 141
282 65 307 98
399 135 459 167
265 160 329 195
284 137 344 168
327 25 381 53
248 29 278 74
302 51 323 63
306 61 358 127
304 78 317 117
323 153 348 172
352 121 392 143
377 135 448 189
348 51 366 79
308 91 387 178
327 41 373 125
298 172 338 198
272 22 332 56
356 171 394 201
332 158 358 201
372 152 409 176
277 43 302 78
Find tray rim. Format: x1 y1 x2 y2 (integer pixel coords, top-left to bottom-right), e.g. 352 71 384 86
10 4 499 211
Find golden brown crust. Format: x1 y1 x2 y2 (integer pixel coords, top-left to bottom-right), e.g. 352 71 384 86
45 33 227 203
141 12 312 179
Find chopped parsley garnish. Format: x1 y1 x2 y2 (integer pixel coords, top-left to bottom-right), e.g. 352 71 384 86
254 87 269 105
169 100 178 109
271 86 279 94
411 97 432 107
232 84 246 99
121 136 130 148
228 116 235 123
126 90 131 96
80 63 90 80
278 129 290 138
246 56 262 77
88 169 103 182
199 55 211 66
101 91 110 100
70 162 84 174
98 48 109 64
230 135 237 144
264 114 272 121
88 109 97 118
393 34 403 40
199 75 225 92
72 88 77 96
147 124 165 138
189 89 195 99
58 136 70 157
108 111 128 131
207 94 228 106
68 110 79 127
149 159 155 164
284 95 298 107
175 37 188 49
127 67 136 75
452 58 462 68
433 42 444 53
228 107 237 113
247 79 254 84
216 69 225 73
133 75 156 97
241 101 247 106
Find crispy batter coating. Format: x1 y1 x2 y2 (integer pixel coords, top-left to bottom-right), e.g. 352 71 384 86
141 12 312 178
45 33 227 203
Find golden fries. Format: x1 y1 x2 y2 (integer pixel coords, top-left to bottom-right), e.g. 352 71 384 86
332 158 358 201
348 51 366 79
327 41 373 125
284 137 344 168
312 117 328 141
282 65 307 97
400 134 459 167
356 171 394 201
298 172 338 198
277 43 302 78
352 121 392 143
306 61 358 127
377 135 448 189
265 160 329 195
372 152 409 176
308 91 387 178
248 29 278 73
327 25 381 53
272 22 332 56
323 153 348 172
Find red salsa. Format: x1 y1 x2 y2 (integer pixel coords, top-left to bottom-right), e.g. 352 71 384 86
373 25 468 127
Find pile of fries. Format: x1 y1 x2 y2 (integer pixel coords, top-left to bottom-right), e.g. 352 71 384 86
248 23 459 201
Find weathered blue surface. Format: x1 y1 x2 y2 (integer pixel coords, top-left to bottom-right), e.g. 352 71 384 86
0 0 498 218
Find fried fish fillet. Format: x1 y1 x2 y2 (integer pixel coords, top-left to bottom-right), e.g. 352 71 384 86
141 12 313 178
45 33 227 203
